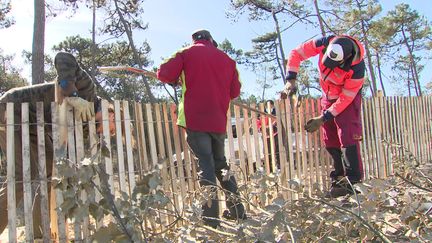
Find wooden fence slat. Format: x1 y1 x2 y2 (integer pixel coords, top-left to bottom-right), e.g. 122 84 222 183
74 103 90 241
317 98 330 189
123 101 136 194
134 102 149 175
114 100 127 194
6 103 17 242
250 104 262 172
424 96 432 162
51 102 67 241
369 98 376 177
312 99 321 189
154 103 166 160
36 102 50 242
101 100 114 193
233 106 247 180
169 105 186 210
274 100 287 197
282 98 296 199
361 98 370 180
241 107 255 177
21 103 34 241
258 103 270 174
305 99 314 196
406 98 415 159
67 103 82 240
415 98 425 162
226 105 236 169
265 104 276 173
180 128 194 192
417 97 425 161
87 108 102 229
388 97 397 174
292 103 302 182
161 104 179 224
145 103 158 170
298 102 308 193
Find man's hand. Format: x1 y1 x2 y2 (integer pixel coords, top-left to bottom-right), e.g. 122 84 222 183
280 79 297 99
64 97 95 121
305 115 324 133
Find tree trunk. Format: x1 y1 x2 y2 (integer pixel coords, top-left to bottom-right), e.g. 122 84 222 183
355 0 377 95
113 0 156 103
261 67 267 101
375 53 386 96
409 62 419 96
90 0 97 81
32 0 45 85
272 11 287 84
402 29 422 96
313 0 326 37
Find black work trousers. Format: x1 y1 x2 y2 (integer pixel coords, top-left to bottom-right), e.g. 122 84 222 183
186 129 245 227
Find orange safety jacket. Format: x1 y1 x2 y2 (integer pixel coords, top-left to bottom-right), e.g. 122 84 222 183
285 35 365 117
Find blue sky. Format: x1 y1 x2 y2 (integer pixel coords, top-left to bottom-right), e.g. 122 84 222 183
0 0 430 100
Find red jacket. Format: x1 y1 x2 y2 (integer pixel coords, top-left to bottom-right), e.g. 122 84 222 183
286 35 365 116
157 39 242 133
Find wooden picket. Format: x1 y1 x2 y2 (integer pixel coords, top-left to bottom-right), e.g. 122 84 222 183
1 96 432 241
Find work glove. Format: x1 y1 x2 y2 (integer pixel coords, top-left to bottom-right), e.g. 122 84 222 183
280 79 297 99
304 115 324 133
64 97 95 122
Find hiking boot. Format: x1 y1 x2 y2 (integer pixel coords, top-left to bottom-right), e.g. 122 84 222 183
222 209 247 221
325 179 359 198
326 185 353 198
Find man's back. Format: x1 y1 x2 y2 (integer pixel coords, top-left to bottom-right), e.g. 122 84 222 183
158 39 241 133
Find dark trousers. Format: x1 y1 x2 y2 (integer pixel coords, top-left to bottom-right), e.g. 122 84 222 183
186 130 244 226
321 93 364 182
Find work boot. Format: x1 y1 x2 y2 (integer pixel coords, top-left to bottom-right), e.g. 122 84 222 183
325 178 359 198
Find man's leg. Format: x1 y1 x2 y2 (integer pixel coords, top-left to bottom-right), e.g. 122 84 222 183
186 130 219 227
321 98 350 197
321 119 343 181
211 133 246 220
334 93 363 183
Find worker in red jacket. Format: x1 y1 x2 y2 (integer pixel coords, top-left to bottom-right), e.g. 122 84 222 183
157 29 246 227
281 35 366 198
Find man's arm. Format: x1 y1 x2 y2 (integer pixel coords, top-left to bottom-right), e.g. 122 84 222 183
157 52 184 85
285 36 332 80
282 36 333 99
230 66 241 99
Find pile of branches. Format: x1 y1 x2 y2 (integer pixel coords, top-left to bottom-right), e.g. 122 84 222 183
55 142 432 242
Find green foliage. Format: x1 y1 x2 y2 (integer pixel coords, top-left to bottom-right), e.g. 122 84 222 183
297 60 320 97
226 0 315 93
376 4 431 95
0 0 14 29
22 50 57 82
218 39 244 63
51 35 154 102
0 50 28 95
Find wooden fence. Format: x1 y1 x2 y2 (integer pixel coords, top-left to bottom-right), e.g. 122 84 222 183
0 96 431 241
